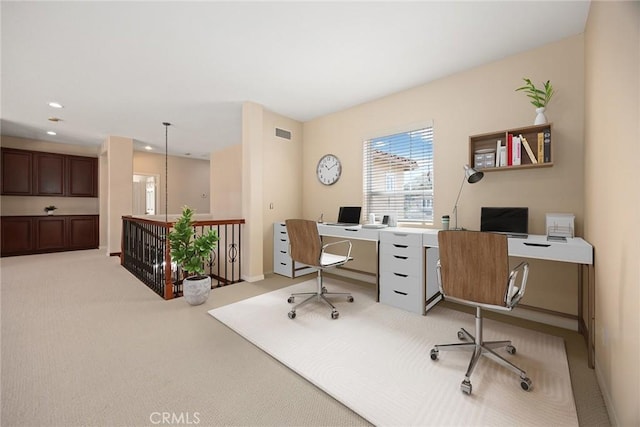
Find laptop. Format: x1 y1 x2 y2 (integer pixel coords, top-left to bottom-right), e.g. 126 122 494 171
325 206 362 226
480 207 529 238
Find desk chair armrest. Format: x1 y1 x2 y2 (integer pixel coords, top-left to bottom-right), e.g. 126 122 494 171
321 239 353 261
505 261 529 308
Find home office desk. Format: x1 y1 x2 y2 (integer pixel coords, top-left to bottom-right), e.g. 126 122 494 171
315 223 595 368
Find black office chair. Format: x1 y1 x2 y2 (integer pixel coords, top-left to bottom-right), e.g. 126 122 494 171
430 230 532 395
285 219 354 319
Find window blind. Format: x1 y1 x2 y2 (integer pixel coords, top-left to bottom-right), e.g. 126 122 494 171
363 126 434 224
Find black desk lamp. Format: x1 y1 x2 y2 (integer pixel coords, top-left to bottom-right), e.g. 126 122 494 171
452 164 484 230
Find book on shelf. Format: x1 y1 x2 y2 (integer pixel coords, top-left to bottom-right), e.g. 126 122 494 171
507 134 513 166
519 134 538 164
537 132 545 163
495 139 501 167
512 135 521 166
543 128 551 162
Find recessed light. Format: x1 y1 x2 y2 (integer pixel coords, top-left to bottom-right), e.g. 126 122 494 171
184 153 191 156
48 102 63 109
144 146 153 151
47 131 57 135
48 117 62 122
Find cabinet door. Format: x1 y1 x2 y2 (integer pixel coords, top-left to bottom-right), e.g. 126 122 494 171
66 156 97 197
34 152 65 195
35 217 66 250
1 148 32 195
1 217 34 255
68 216 98 249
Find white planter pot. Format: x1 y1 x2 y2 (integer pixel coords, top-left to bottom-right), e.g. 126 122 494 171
534 107 547 125
183 275 211 305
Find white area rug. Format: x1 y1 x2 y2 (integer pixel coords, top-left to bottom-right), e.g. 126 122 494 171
209 278 578 426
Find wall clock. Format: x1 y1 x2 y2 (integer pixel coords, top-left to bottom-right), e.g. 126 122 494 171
316 154 342 186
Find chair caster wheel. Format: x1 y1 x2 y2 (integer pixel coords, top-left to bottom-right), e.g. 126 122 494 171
461 380 472 395
331 310 339 319
457 330 466 340
520 377 532 391
430 348 439 361
347 296 354 303
287 296 295 303
506 345 516 355
288 311 296 319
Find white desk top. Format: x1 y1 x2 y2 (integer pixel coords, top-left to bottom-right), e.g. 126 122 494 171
315 223 593 265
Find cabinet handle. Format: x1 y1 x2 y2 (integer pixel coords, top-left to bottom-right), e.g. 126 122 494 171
393 244 408 248
280 262 287 266
280 231 287 234
393 290 408 296
393 272 408 278
345 228 359 232
280 239 287 242
393 255 408 260
280 251 287 254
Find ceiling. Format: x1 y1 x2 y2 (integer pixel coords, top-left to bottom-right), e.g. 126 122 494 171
1 1 590 158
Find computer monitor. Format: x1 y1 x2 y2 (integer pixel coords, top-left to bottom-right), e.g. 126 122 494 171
480 207 528 235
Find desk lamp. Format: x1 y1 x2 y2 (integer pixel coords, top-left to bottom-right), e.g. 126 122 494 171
452 164 484 230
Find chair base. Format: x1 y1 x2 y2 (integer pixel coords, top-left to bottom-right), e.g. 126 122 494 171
287 271 353 319
430 307 532 394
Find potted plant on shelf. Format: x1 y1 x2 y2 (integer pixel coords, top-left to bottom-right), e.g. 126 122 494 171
44 205 57 215
515 78 554 125
168 206 219 305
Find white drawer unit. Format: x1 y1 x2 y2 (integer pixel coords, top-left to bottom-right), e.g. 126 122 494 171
273 222 316 278
379 229 425 314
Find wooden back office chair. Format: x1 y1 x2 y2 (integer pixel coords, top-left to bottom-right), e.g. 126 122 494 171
430 230 532 395
285 219 354 319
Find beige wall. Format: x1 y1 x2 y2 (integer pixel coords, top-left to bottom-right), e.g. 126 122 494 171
584 2 639 425
133 151 210 215
210 144 242 219
303 35 585 314
103 136 133 255
0 136 100 216
261 109 304 272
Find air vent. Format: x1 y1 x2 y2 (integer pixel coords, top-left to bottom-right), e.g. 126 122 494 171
275 128 292 140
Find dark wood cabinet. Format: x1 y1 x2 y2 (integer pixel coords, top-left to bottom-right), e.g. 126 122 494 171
1 215 99 257
66 156 98 197
1 217 33 254
1 148 33 195
34 152 65 195
35 216 67 250
68 216 99 249
1 148 98 197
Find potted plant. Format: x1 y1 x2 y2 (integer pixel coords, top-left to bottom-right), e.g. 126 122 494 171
44 205 57 215
168 206 219 305
515 78 554 124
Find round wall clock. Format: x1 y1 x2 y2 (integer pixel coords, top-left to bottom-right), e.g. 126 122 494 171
316 154 342 186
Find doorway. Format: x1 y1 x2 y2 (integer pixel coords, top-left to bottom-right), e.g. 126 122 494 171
133 174 159 215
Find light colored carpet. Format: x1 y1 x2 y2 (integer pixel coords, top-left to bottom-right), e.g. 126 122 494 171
209 278 579 427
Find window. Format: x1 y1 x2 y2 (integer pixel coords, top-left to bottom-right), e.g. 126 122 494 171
363 126 434 224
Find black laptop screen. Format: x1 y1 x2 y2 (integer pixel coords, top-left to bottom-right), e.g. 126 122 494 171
480 207 528 234
337 206 361 224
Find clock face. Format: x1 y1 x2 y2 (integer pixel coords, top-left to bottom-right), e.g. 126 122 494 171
316 154 342 186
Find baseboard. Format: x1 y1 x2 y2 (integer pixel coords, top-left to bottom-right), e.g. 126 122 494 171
330 268 376 284
242 274 265 283
596 359 619 425
506 306 578 331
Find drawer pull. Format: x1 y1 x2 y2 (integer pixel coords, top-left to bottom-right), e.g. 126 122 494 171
393 233 409 237
280 262 287 266
393 244 408 248
345 228 359 232
394 272 408 278
280 250 287 254
280 231 287 234
280 239 287 242
393 290 408 296
523 242 551 247
393 255 408 260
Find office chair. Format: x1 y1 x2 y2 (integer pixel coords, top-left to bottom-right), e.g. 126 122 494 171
430 230 532 395
285 219 354 319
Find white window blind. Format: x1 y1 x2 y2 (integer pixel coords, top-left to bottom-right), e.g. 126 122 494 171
363 126 434 224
